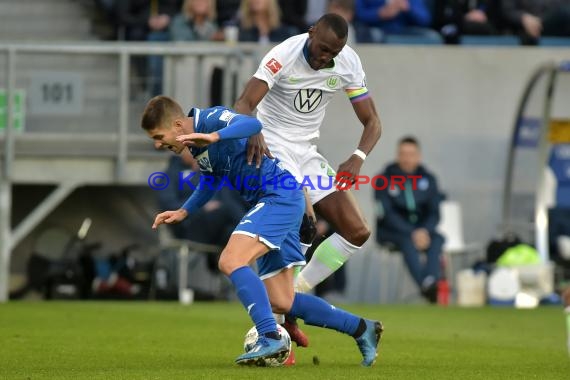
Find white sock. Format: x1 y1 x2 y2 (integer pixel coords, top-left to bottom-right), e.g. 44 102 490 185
295 233 360 293
273 313 285 324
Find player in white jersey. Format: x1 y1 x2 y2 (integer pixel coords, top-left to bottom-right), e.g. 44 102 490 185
234 14 382 347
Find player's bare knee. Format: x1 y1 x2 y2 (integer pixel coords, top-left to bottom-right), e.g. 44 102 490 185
270 298 294 314
217 256 231 276
344 224 371 246
218 250 246 275
353 225 371 246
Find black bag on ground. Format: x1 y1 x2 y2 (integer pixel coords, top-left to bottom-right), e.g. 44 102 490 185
486 233 522 263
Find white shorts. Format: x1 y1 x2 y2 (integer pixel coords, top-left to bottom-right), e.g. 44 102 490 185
264 134 337 205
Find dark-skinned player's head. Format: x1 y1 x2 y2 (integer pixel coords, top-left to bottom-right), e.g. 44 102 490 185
141 95 188 154
307 13 348 70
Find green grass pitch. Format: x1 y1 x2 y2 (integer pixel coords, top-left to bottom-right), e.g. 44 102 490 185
1 302 569 379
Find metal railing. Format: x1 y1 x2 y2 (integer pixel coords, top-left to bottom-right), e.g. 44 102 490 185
0 42 261 180
0 42 262 302
501 61 570 262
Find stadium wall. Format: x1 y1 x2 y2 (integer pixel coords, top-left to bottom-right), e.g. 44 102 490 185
8 45 570 295
169 45 570 246
172 45 570 247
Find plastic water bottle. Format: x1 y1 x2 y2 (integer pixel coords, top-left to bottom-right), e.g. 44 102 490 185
437 279 450 306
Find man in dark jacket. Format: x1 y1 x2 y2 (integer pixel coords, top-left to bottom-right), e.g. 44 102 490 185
374 136 444 302
116 0 182 41
501 0 570 44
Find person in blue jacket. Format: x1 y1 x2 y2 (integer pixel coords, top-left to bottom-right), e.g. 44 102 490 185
141 96 382 366
354 0 440 42
374 136 444 303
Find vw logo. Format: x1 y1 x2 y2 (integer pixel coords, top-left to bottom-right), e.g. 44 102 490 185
294 89 322 113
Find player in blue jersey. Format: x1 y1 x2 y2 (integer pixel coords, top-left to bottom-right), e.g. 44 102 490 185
141 96 382 367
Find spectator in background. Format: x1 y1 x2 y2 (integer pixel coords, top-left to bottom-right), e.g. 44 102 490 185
96 0 117 15
147 0 182 95
434 0 498 44
502 0 570 44
117 0 181 41
117 0 181 95
95 0 120 39
157 150 247 250
238 0 291 43
116 0 151 41
305 0 328 26
215 0 241 27
147 0 182 36
355 0 440 43
169 0 222 41
328 0 357 44
374 136 444 303
278 0 309 35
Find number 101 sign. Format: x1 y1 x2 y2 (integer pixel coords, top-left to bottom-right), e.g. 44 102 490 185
29 71 83 116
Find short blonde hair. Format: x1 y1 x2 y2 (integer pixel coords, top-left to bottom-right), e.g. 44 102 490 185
182 0 217 21
141 96 185 131
240 0 281 30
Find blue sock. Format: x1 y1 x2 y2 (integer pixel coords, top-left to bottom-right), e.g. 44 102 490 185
229 266 277 336
289 293 360 336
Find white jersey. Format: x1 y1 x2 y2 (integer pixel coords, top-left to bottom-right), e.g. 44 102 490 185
253 33 370 143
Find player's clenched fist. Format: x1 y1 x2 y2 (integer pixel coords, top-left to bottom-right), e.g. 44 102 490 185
152 209 188 229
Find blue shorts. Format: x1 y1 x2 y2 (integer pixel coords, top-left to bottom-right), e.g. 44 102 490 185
233 188 306 280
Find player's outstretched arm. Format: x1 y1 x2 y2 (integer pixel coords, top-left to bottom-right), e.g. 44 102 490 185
234 78 274 168
176 132 220 148
152 179 221 231
337 97 382 179
180 178 220 215
177 115 262 148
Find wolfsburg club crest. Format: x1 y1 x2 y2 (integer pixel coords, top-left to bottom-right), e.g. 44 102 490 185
326 76 339 89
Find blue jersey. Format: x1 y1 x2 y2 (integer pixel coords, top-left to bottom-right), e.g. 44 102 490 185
182 106 295 213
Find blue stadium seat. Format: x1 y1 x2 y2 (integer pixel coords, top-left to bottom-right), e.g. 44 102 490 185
460 35 520 46
539 37 570 47
384 34 443 45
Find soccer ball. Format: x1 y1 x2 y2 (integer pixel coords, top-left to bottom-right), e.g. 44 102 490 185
243 324 292 366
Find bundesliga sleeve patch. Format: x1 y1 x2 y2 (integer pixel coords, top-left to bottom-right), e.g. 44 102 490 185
265 58 282 75
346 87 370 103
219 110 237 123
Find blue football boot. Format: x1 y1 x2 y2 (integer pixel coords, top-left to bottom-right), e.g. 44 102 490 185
235 335 289 367
355 320 384 367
